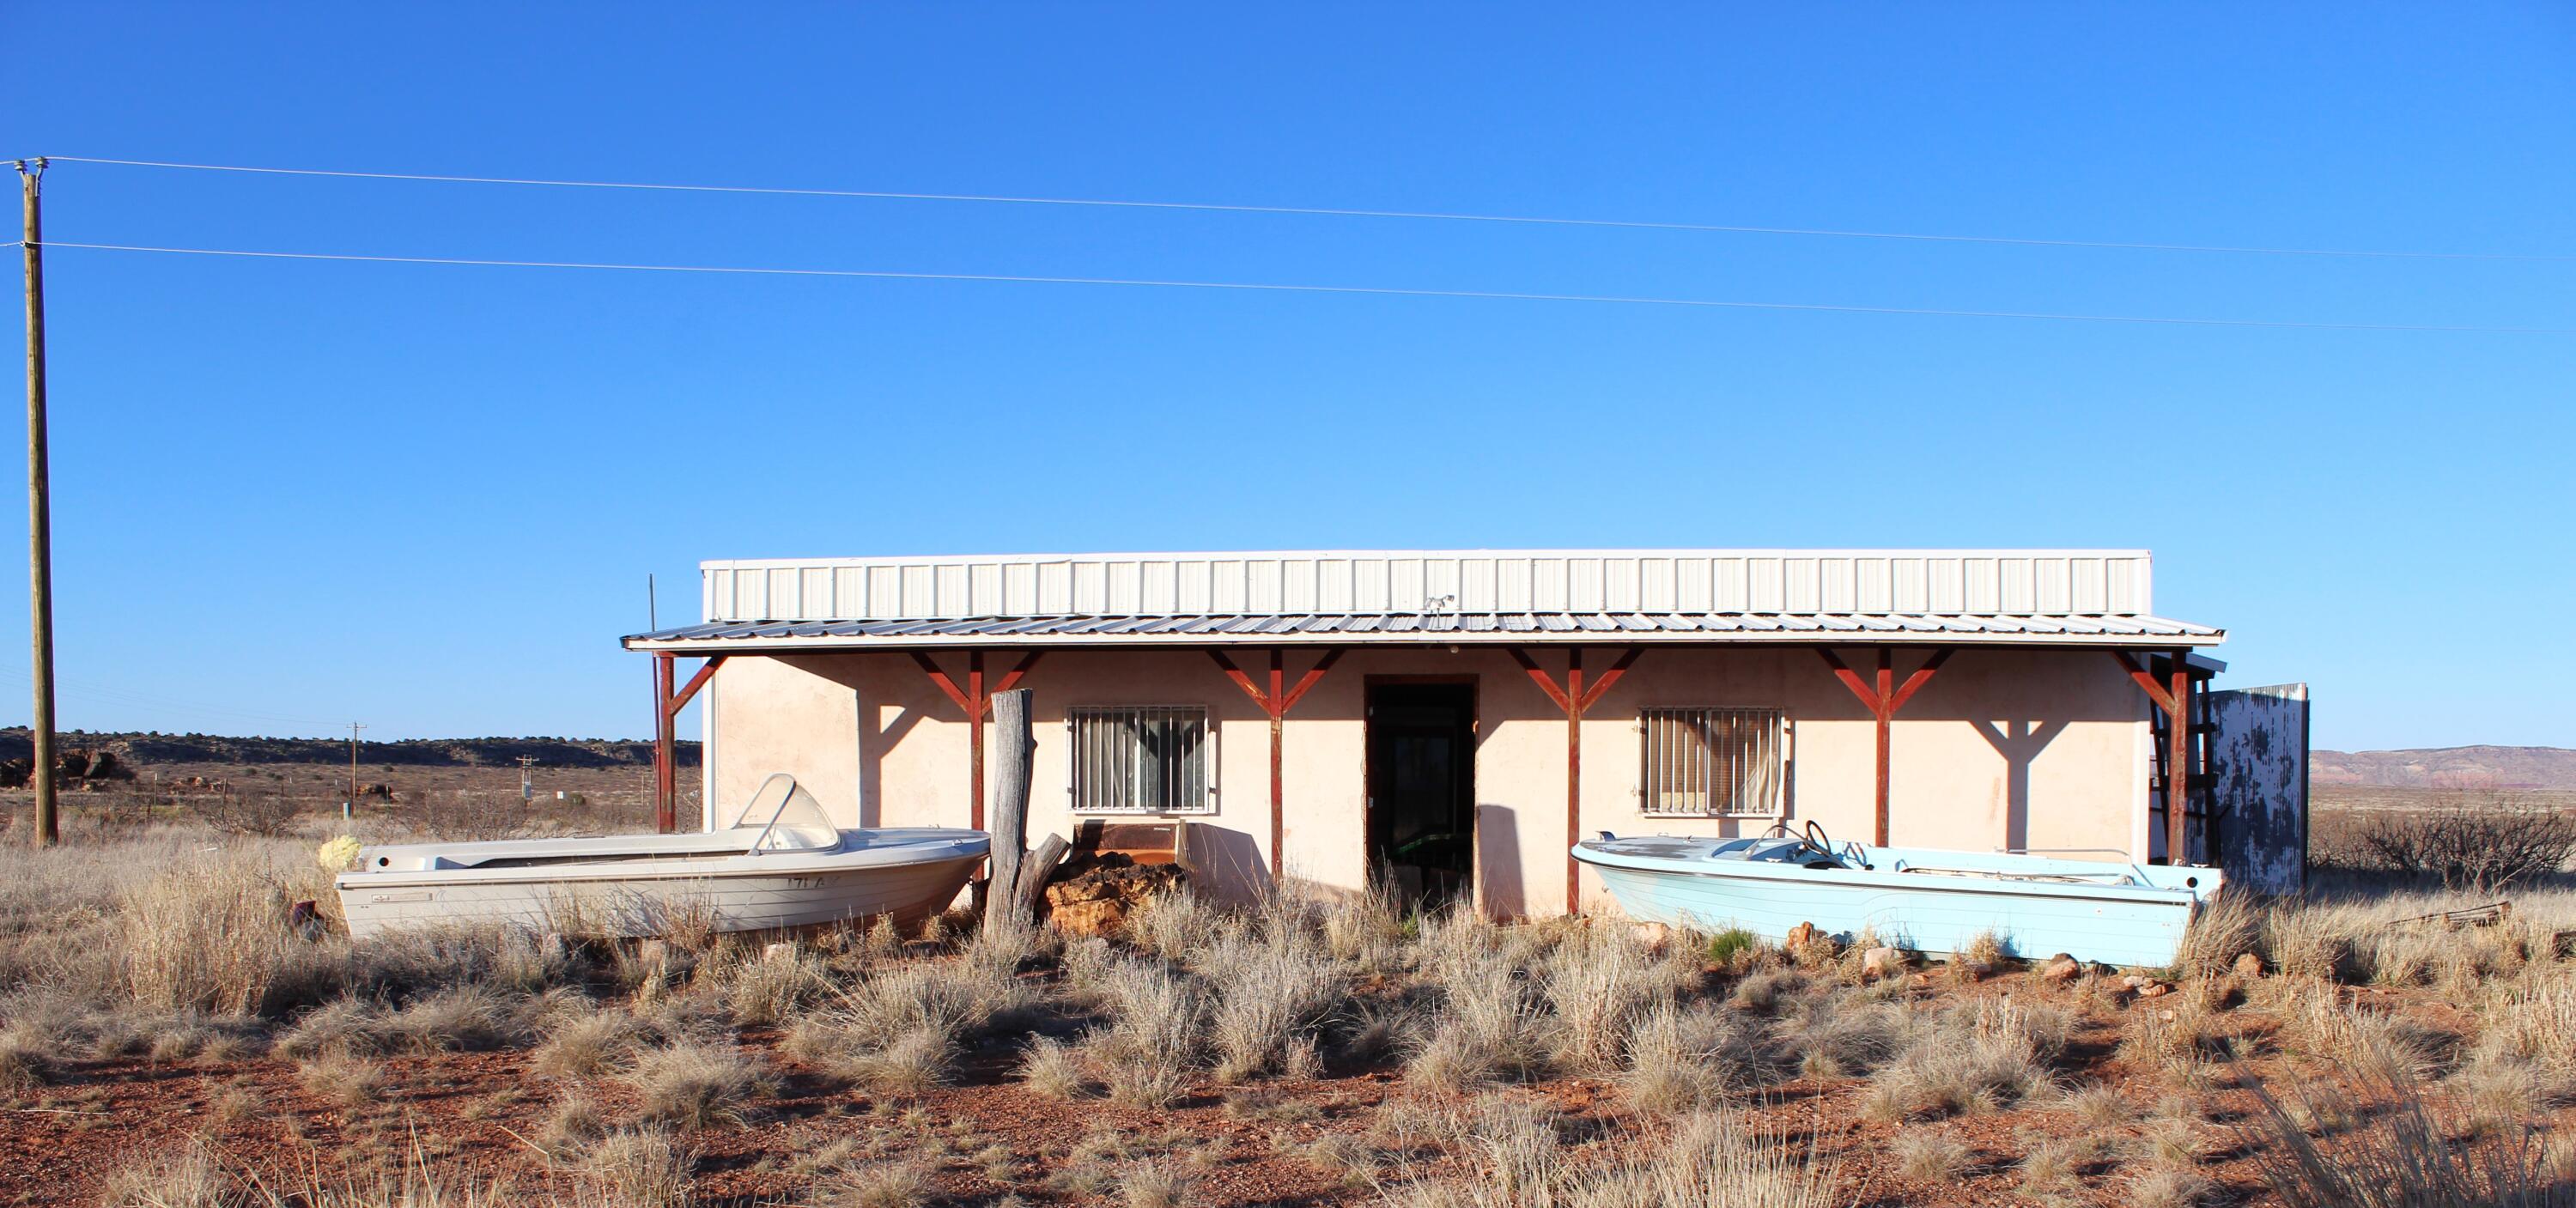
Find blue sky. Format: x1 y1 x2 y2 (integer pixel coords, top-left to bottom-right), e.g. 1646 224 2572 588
3 5 2570 750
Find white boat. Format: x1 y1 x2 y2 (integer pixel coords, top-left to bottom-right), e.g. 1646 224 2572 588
334 774 987 940
1575 823 2221 969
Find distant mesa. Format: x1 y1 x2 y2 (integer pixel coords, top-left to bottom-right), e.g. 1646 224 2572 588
0 728 701 772
2311 745 2576 792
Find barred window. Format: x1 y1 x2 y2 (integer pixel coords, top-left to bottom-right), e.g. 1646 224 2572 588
1070 707 1212 814
1639 707 1785 816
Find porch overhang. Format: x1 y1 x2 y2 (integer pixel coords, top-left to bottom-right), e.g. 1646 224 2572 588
621 611 2222 654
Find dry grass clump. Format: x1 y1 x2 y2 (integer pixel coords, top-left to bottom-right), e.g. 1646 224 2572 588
1116 1157 1193 1208
623 1041 775 1128
2238 1059 2573 1208
1018 1035 1091 1100
539 1091 609 1156
1380 1108 1838 1208
582 1126 696 1208
1083 957 1209 1108
1619 1001 1777 1114
786 953 1033 1096
1892 1131 1971 1182
386 984 544 1053
116 849 312 1017
298 1053 389 1109
1772 985 1905 1081
826 1161 933 1208
98 1143 230 1208
534 1005 653 1079
1197 917 1345 1082
2128 1162 2217 1208
1127 891 1224 962
1863 998 2064 1120
721 944 829 1026
1540 924 1685 1075
2174 890 2262 980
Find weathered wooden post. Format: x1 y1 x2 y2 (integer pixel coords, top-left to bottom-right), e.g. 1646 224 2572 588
984 687 1033 936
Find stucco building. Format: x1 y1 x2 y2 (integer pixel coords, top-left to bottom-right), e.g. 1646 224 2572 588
623 549 2307 916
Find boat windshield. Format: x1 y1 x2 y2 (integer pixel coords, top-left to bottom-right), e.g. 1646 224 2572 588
726 774 842 854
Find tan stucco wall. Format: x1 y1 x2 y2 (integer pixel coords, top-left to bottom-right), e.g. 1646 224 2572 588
700 646 2149 918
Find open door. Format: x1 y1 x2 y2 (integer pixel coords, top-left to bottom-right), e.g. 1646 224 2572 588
1365 683 1475 909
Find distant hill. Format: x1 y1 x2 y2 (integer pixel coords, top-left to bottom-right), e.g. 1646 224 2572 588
2312 745 2576 791
0 728 700 770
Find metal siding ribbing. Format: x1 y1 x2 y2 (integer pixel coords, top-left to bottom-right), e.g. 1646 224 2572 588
688 549 2172 628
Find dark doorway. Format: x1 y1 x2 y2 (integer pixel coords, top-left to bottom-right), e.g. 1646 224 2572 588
1366 683 1475 909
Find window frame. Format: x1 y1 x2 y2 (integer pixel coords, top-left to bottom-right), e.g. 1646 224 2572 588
1066 704 1218 816
1637 706 1787 818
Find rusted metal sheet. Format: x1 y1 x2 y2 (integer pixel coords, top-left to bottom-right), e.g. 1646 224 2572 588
2205 683 2309 894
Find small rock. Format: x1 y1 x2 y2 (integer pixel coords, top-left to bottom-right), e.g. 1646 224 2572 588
2136 982 2170 999
1631 922 1673 953
1861 945 1905 980
762 940 798 962
2157 1008 2178 1022
2233 952 2265 980
1785 921 1820 952
2041 956 2083 983
636 938 671 967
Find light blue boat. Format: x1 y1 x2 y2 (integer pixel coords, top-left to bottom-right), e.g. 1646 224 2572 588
1575 825 2221 970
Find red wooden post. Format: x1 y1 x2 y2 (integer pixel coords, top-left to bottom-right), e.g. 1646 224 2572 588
1210 646 1344 881
1509 645 1642 917
1819 646 1954 846
912 650 1042 830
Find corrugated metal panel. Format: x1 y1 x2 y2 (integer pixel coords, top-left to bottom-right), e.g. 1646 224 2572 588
683 550 2173 626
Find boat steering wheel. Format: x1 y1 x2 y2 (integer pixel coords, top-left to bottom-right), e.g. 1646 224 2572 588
1760 820 1838 865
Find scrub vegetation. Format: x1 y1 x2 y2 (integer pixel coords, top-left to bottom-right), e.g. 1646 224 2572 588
2 790 2574 1206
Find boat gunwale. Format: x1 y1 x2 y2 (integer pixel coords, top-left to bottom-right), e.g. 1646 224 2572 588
1571 843 2210 908
336 841 987 892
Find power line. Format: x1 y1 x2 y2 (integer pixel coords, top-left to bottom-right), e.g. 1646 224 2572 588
36 155 2573 264
27 239 2573 335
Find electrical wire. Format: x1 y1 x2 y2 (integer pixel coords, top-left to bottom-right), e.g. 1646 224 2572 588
29 240 2573 334
35 155 2573 264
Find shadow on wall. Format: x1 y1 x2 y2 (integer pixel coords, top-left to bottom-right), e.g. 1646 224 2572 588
1475 803 1522 920
1188 823 1272 905
855 703 925 829
1968 719 2068 853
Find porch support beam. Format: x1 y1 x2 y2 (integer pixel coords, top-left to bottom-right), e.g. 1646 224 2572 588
911 650 1042 831
2112 649 2194 864
652 653 726 834
1817 645 1955 847
1209 646 1345 882
1508 644 1643 916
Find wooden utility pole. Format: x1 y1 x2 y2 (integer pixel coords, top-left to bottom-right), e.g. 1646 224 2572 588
347 722 366 809
18 159 55 847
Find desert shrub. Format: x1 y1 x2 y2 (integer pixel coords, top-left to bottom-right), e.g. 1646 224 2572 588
1018 1035 1091 1099
298 1053 388 1109
1893 1132 1970 1182
1619 1001 1777 1113
723 945 827 1026
583 1126 696 1208
2240 1063 2567 1208
2355 793 2576 893
1084 959 1208 1108
1866 999 2062 1119
1199 920 1345 1082
2175 890 2262 979
534 1006 651 1079
116 849 307 1016
624 1041 773 1128
1539 924 1677 1074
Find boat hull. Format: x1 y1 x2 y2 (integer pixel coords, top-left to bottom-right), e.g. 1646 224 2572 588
1578 839 2215 969
335 831 986 940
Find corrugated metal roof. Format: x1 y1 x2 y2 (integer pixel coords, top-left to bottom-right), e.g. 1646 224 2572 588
623 610 2222 651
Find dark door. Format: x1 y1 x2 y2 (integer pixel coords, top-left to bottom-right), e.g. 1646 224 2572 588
1366 683 1475 909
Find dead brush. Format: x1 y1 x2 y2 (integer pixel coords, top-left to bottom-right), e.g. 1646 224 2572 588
1540 924 1679 1075
533 1005 652 1079
723 944 829 1026
115 849 306 1016
2236 1061 2555 1205
623 1040 775 1128
1619 1001 1777 1114
1198 920 1345 1082
1083 958 1208 1108
581 1126 696 1208
1863 998 2063 1120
